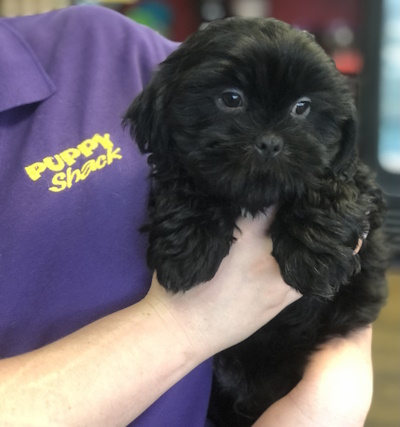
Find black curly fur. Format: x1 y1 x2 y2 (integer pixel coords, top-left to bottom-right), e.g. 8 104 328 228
123 17 388 427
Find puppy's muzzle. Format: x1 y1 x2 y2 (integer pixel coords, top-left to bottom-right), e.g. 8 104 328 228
255 134 283 158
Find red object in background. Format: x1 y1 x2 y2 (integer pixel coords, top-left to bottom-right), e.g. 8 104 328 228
333 49 364 75
270 0 361 31
167 0 200 41
165 0 363 45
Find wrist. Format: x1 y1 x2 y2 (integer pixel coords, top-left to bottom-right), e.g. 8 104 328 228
140 290 214 365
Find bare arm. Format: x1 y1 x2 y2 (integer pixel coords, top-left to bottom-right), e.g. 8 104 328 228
253 326 373 427
0 300 199 427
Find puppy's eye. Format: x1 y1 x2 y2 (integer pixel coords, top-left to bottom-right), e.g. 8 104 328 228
218 91 244 109
291 97 311 117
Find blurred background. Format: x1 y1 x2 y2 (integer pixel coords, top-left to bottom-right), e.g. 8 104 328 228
1 1 399 426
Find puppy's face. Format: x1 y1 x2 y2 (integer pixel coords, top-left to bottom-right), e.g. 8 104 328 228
125 18 357 212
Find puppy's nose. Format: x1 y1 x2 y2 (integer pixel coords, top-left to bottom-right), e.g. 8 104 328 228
255 134 283 158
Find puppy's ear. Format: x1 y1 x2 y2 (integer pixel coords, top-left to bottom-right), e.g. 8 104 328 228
332 107 358 176
122 75 169 156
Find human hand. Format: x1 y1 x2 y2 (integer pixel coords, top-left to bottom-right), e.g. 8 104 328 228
144 207 301 359
254 326 373 427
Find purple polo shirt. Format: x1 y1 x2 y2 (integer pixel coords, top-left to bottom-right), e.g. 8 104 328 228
0 6 213 426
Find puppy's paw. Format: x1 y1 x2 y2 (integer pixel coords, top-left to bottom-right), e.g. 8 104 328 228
270 220 360 299
148 220 235 293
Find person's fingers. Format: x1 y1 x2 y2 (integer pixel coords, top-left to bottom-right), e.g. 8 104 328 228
235 205 277 238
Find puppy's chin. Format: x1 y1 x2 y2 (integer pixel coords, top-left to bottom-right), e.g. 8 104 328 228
193 168 306 214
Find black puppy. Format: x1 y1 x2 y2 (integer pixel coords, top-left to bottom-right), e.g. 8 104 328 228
123 17 388 427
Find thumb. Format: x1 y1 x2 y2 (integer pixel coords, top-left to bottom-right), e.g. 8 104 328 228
235 205 278 237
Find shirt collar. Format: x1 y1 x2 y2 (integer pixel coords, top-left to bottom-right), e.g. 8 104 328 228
0 20 56 113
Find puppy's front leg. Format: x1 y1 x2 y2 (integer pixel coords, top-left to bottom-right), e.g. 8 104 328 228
146 193 237 293
270 194 364 299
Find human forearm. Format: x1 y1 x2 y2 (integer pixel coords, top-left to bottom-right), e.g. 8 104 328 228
0 299 204 427
252 327 373 427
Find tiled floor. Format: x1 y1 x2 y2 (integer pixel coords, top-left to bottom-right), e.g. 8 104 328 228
365 269 400 427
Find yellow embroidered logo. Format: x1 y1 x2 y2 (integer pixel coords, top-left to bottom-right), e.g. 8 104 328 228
25 133 122 192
